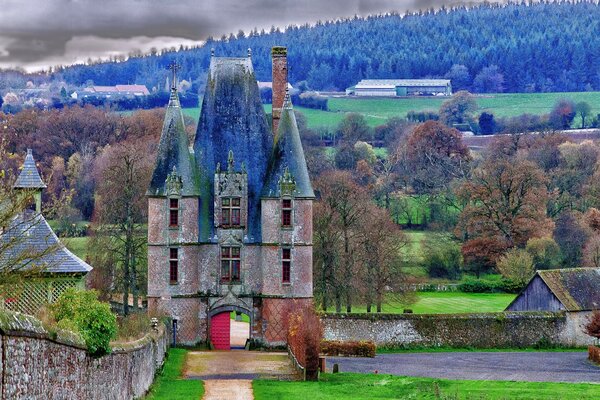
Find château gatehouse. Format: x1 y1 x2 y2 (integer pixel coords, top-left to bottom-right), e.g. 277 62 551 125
146 47 314 348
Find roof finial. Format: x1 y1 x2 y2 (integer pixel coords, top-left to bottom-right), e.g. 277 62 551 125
283 87 292 109
247 48 252 58
227 150 235 173
211 48 215 57
168 61 181 92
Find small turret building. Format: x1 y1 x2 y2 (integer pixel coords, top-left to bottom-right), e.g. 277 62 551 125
147 47 314 348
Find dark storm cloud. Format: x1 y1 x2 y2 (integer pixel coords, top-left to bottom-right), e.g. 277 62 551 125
0 0 493 71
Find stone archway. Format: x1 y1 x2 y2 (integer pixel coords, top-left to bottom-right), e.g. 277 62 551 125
209 304 253 350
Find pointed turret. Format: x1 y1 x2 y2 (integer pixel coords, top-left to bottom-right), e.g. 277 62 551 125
14 149 46 213
262 92 314 198
147 64 199 197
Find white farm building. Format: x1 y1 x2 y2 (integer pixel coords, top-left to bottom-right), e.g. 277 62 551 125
348 79 452 97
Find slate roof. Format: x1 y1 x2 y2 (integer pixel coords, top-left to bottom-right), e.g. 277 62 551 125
536 268 600 311
263 94 315 198
194 55 273 242
147 88 200 197
355 79 451 89
14 149 46 189
0 211 91 274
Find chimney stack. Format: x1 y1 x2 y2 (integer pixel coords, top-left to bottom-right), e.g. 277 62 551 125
271 46 287 134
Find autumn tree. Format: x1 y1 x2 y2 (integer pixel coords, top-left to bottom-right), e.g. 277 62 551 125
91 138 154 315
457 156 553 248
403 121 471 195
525 237 562 270
576 101 591 128
553 211 589 267
549 99 576 130
438 90 477 126
357 205 410 312
337 113 371 144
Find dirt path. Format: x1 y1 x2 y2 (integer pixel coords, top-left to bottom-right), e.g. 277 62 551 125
202 379 254 400
185 351 299 380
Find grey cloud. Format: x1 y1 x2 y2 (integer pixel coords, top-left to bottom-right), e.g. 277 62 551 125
0 0 494 71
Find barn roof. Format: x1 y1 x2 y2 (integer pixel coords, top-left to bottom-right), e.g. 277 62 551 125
14 149 46 189
0 211 91 274
262 93 314 199
355 79 451 89
536 268 600 311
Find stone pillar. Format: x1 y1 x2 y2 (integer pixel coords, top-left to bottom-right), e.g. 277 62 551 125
271 46 287 134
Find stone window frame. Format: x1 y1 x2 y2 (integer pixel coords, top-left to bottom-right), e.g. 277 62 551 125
169 247 179 285
220 245 241 284
220 196 242 228
168 197 180 229
282 247 292 284
281 197 293 229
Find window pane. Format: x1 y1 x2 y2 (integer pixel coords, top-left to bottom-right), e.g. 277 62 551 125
221 260 230 280
170 260 178 282
232 209 241 225
170 209 179 226
221 247 230 258
232 198 240 207
282 210 291 226
232 260 240 280
282 199 292 209
222 209 231 226
282 261 290 283
231 247 240 258
222 198 230 206
282 248 291 260
170 248 178 259
170 198 179 209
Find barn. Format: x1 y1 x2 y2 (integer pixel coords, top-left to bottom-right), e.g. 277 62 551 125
348 79 452 97
506 268 600 312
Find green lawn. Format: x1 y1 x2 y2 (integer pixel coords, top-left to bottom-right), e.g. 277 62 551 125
253 373 600 400
144 348 203 400
344 292 516 314
62 237 88 260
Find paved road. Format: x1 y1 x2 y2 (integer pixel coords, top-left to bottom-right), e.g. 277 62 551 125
327 352 600 383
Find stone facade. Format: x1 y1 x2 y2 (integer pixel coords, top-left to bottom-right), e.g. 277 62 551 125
322 312 595 348
0 310 168 400
147 47 314 347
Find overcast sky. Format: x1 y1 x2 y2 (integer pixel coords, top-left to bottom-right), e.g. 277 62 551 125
0 0 490 72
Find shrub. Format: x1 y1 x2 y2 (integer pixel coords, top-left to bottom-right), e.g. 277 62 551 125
496 248 535 287
321 340 376 358
458 279 497 293
50 288 117 356
288 301 322 381
589 345 600 364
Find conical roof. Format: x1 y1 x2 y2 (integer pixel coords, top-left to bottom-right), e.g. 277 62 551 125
194 55 273 242
263 94 314 198
147 88 199 196
14 149 46 189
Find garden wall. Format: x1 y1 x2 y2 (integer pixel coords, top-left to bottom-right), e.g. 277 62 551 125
0 310 168 400
322 311 594 348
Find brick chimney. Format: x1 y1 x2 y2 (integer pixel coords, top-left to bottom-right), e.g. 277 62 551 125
271 46 287 134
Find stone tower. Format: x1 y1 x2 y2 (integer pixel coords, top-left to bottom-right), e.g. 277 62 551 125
147 47 314 348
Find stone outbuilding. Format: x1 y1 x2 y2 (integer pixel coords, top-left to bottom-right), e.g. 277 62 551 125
147 47 314 348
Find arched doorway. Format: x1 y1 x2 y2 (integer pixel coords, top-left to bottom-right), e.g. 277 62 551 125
209 306 251 350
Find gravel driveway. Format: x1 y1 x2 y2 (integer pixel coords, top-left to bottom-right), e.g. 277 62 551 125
327 352 600 383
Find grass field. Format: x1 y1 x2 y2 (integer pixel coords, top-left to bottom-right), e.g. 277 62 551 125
253 373 600 400
62 237 88 260
344 292 516 314
144 348 203 400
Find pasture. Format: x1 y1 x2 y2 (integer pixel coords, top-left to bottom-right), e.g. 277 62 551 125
181 92 600 129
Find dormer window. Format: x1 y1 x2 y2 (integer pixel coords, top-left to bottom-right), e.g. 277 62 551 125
221 246 241 283
282 199 292 228
169 198 179 228
221 197 241 228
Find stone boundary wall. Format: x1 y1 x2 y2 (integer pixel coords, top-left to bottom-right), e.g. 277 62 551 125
0 310 168 400
322 311 595 348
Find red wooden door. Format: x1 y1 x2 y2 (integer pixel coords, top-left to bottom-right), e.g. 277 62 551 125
210 312 231 350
